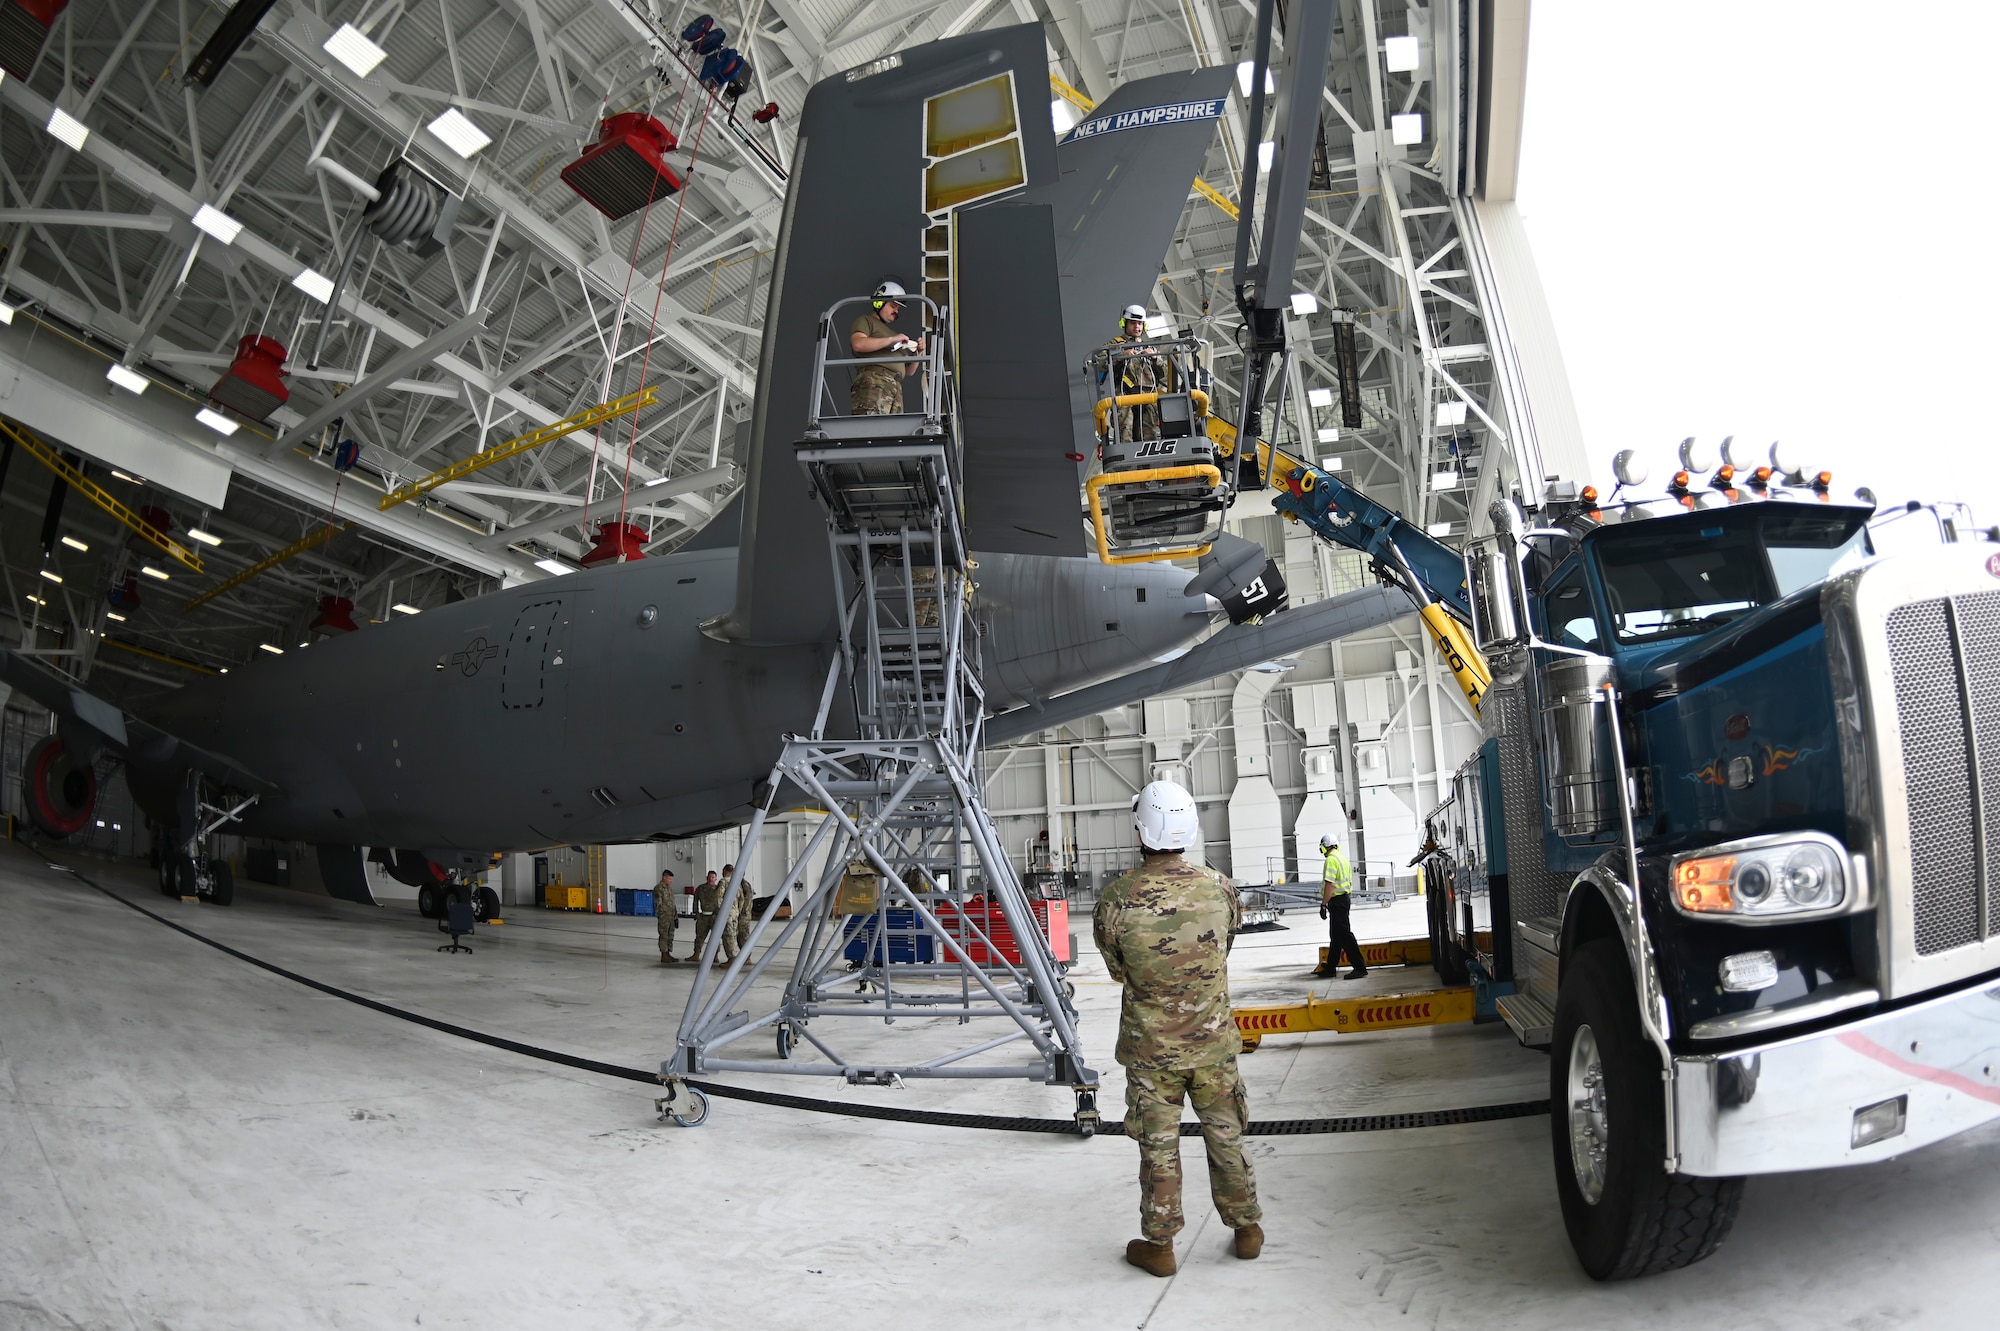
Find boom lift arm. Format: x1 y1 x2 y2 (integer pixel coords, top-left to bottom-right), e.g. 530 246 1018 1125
1212 413 1492 714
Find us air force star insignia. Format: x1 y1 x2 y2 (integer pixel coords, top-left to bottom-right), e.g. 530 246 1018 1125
451 637 500 677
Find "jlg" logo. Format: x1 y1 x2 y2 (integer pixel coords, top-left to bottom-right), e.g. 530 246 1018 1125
1133 440 1177 458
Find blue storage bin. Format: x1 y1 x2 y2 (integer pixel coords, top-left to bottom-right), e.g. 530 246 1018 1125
842 910 934 965
613 888 636 915
636 889 656 916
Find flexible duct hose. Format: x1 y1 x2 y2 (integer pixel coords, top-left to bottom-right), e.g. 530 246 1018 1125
308 163 444 370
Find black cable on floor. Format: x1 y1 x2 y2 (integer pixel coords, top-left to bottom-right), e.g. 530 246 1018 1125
69 865 1550 1138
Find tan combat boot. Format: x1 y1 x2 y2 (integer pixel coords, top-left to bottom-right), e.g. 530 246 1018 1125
1125 1238 1177 1277
1233 1224 1264 1259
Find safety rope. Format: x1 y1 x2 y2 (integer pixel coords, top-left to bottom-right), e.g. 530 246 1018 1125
66 865 1550 1138
610 91 716 537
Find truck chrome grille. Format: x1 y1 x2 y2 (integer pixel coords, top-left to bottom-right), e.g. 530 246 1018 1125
1885 591 2000 954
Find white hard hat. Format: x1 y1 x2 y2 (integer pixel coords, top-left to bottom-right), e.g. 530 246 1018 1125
1122 303 1146 321
1319 833 1339 852
872 278 907 308
1133 780 1199 852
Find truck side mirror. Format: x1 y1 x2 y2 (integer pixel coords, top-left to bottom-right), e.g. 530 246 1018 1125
1466 534 1527 654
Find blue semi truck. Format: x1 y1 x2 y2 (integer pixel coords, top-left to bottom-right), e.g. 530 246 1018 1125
1270 451 2000 1279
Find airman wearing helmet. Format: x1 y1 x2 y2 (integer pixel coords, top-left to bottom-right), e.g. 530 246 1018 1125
1093 779 1263 1277
848 279 925 415
1103 302 1169 441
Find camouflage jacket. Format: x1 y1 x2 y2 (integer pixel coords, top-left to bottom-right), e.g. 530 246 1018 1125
1092 854 1241 1070
695 880 725 914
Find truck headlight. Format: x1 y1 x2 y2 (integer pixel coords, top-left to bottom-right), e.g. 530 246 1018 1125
1671 832 1856 922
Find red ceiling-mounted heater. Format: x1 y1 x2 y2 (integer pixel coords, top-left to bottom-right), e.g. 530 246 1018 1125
578 521 648 567
309 595 359 635
209 335 290 423
0 0 67 80
560 114 684 222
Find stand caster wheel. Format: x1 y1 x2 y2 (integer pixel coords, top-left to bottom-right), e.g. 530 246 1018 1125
655 1081 711 1128
1074 1088 1100 1139
671 1089 710 1128
776 1024 796 1059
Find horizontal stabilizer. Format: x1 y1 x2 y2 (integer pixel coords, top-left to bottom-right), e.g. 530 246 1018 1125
984 584 1412 744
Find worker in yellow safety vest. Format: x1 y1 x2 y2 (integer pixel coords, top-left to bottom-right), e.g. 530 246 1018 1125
1312 833 1366 980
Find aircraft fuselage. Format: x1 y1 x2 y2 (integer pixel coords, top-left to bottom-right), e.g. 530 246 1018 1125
128 546 1207 852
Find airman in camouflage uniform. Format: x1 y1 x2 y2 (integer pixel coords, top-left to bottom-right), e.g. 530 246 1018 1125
692 869 734 965
1095 779 1263 1277
655 869 679 963
1106 305 1166 441
849 281 923 416
731 875 754 952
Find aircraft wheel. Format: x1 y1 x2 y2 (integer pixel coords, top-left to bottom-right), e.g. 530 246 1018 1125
171 855 200 898
417 883 442 919
474 886 500 921
205 860 234 906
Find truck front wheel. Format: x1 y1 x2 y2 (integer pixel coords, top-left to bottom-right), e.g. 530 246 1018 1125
1551 938 1743 1280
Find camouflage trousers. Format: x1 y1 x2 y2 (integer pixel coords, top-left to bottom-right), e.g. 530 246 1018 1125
1125 1059 1261 1241
693 911 739 963
732 893 753 949
851 367 903 415
656 895 679 957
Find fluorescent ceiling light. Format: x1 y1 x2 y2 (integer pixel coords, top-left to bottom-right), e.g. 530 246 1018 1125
1391 113 1424 146
60 535 87 552
1235 61 1274 97
258 643 284 654
219 667 228 673
1316 427 1340 444
1050 98 1078 135
642 474 669 487
1434 400 1468 427
292 268 335 304
1431 470 1461 490
139 565 170 581
535 558 575 576
46 108 88 151
105 363 149 394
23 595 43 606
1426 521 1454 538
1257 141 1275 172
1384 35 1421 73
426 108 491 158
186 528 222 546
195 407 239 435
0 301 15 325
39 570 61 584
1307 387 1334 408
391 602 421 615
191 204 243 245
105 611 125 622
1290 292 1319 317
322 22 387 77
111 469 141 483
1322 455 1343 470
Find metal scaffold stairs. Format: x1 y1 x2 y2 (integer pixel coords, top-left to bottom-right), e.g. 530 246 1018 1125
669 296 1101 1128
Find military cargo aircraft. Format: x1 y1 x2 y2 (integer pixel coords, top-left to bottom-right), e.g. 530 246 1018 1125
0 26 1414 908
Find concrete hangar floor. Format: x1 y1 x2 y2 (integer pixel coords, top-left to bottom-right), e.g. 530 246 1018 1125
4 846 1996 1330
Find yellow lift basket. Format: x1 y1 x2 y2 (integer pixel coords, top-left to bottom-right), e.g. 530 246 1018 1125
1083 336 1229 564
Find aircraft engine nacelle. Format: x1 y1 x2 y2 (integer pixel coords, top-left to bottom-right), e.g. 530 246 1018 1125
22 734 96 839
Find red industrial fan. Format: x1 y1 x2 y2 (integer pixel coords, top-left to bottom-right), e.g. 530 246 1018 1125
560 114 684 222
579 521 647 566
208 335 290 423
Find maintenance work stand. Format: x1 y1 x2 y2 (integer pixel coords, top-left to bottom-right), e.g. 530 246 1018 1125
668 295 1101 1131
